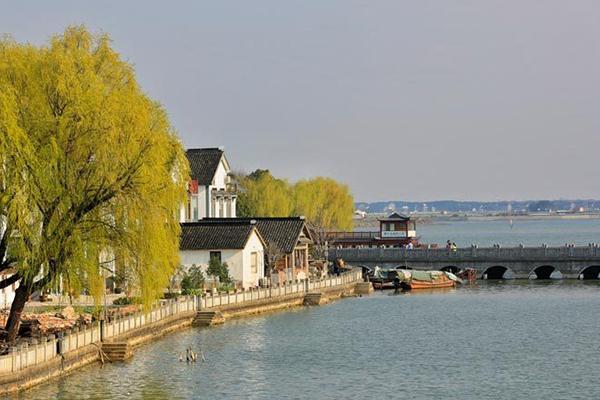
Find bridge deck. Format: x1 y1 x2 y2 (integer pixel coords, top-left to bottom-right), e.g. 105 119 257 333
328 246 600 279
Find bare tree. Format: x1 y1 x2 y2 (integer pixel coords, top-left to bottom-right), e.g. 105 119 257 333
306 222 329 261
263 239 285 277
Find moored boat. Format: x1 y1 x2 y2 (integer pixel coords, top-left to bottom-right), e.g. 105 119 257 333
397 270 459 290
457 268 477 283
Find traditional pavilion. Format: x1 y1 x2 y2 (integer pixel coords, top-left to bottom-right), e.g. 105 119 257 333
327 212 418 248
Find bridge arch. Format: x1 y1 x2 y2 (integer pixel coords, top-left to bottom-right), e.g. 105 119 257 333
529 265 563 280
440 266 460 273
578 266 600 280
482 266 515 280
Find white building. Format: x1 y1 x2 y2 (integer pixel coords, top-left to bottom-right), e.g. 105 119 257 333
179 220 265 289
181 147 237 222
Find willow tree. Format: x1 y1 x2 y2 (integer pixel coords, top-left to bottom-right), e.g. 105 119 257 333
293 177 354 259
236 169 293 217
293 177 354 231
0 26 188 341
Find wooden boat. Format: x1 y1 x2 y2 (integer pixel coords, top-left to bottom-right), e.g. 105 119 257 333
401 274 456 290
399 270 457 290
457 268 477 283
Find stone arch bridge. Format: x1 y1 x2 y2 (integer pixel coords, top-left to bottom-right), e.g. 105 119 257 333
328 246 600 279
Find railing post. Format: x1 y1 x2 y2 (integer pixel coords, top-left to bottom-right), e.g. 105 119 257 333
10 347 16 372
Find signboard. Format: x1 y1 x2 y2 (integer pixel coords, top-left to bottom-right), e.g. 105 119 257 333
381 231 407 238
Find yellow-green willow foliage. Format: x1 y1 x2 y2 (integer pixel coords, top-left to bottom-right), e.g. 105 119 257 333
237 170 354 231
0 26 188 340
293 177 354 231
237 170 293 217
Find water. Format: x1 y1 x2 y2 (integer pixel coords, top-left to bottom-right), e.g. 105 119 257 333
11 281 600 400
9 219 600 399
417 218 600 247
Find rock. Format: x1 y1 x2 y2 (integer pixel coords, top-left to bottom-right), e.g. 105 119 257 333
59 306 77 320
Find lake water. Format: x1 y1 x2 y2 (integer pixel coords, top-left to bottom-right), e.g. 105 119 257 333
417 218 600 247
9 219 600 400
13 281 600 400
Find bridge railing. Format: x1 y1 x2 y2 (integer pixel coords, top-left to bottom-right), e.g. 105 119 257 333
328 245 600 261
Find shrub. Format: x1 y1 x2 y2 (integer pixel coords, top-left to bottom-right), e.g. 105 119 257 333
218 283 235 293
113 296 142 306
181 265 205 295
207 258 232 284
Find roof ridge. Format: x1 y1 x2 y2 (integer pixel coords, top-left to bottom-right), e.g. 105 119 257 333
186 147 223 152
203 216 305 220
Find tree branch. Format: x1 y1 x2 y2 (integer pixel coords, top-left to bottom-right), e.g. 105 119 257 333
0 273 21 289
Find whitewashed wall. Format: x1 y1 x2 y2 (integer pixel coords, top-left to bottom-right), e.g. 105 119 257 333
180 249 243 286
212 159 228 189
241 232 264 288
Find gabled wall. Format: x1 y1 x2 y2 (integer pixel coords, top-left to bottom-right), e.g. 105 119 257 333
179 231 264 289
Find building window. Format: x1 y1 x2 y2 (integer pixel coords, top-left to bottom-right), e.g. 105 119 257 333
211 197 216 217
209 251 221 263
251 252 258 273
219 198 224 217
192 195 198 221
186 195 192 221
226 199 231 218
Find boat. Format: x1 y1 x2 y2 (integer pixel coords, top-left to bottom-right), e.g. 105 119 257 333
369 267 401 289
369 267 462 290
457 268 477 283
397 270 459 290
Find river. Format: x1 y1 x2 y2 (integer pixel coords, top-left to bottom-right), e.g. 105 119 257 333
9 219 600 399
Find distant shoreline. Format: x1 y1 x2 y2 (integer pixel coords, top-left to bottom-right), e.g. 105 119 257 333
353 212 600 229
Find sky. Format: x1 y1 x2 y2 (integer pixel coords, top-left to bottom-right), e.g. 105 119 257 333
1 1 599 202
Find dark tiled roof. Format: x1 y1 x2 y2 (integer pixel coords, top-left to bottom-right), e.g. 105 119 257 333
203 217 309 254
378 212 409 222
180 221 257 250
186 148 224 186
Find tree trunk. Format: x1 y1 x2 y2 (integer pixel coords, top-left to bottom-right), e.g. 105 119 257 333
5 283 30 342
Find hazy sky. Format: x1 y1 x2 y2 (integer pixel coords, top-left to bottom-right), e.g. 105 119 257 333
1 1 599 202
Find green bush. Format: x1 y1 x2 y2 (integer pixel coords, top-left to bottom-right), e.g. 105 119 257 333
113 296 142 306
207 258 232 284
181 265 205 295
218 283 235 293
183 288 204 296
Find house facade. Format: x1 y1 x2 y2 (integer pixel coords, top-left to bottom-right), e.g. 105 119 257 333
205 217 313 284
181 148 237 222
179 221 265 289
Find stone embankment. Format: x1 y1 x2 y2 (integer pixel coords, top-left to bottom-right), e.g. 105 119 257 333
0 270 368 394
